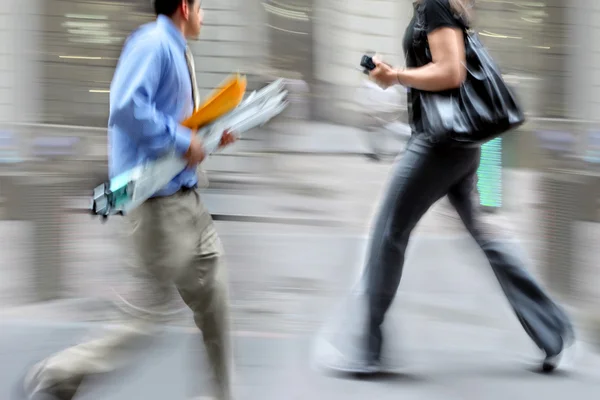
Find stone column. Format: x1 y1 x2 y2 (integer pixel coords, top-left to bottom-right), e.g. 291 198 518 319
0 0 42 157
13 0 42 124
565 0 600 347
566 0 593 122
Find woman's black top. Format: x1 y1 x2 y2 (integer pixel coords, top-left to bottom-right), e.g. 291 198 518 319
402 0 468 135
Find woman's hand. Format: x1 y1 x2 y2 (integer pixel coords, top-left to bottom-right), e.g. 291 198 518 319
369 56 398 89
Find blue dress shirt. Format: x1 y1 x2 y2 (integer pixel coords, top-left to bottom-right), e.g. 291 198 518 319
108 15 197 197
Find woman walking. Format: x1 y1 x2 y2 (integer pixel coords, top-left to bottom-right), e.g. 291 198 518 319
321 0 574 375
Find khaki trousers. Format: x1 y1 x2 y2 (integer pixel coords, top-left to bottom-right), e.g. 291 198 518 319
26 189 233 400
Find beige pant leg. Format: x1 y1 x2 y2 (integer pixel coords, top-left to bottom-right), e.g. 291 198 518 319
175 215 234 400
26 191 201 397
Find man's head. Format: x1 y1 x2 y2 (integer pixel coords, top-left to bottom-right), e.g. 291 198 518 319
153 0 203 39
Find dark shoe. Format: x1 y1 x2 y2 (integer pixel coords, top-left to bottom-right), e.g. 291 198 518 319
13 364 82 400
12 371 56 400
14 381 81 400
541 334 576 373
364 153 382 162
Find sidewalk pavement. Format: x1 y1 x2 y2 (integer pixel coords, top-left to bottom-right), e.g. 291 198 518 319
3 310 600 400
1 157 599 328
1 151 600 397
1 149 599 357
1 223 598 342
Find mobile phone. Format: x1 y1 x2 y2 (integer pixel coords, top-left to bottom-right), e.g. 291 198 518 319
360 55 377 74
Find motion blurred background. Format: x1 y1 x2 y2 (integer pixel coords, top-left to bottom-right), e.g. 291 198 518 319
2 0 600 399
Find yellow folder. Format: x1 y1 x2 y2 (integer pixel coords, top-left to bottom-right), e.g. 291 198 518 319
181 73 247 130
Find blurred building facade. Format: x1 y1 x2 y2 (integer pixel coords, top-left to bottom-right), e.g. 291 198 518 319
0 0 596 127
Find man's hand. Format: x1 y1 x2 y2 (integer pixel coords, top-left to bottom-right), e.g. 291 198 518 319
219 130 238 149
369 56 397 89
184 134 206 167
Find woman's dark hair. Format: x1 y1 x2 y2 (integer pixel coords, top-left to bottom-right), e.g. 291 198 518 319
417 0 474 25
449 0 474 24
153 0 195 17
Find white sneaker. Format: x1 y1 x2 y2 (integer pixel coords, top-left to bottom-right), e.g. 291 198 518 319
312 335 381 375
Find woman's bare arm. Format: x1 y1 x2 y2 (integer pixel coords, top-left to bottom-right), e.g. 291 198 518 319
371 27 466 91
397 27 466 90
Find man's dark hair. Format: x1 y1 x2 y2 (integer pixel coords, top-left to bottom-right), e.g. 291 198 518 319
153 0 195 17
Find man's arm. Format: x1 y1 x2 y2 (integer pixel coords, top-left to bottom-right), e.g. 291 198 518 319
109 40 192 158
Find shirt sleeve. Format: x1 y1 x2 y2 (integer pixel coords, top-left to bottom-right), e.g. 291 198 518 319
423 0 463 34
109 39 192 158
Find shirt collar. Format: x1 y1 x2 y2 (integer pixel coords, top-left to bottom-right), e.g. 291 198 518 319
156 15 187 49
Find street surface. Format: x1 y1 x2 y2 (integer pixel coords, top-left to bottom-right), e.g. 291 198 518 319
1 135 600 398
3 311 600 399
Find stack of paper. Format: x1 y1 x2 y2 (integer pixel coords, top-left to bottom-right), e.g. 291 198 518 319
90 76 288 218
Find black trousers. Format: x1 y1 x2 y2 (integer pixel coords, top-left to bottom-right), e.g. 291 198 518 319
361 136 573 362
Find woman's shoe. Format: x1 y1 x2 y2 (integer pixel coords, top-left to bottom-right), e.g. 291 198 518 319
541 335 576 373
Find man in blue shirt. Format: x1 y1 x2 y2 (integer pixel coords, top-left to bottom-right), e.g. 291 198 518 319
20 1 236 399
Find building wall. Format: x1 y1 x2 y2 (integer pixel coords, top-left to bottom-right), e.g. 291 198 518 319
0 0 598 129
475 1 545 116
2 0 253 128
313 0 410 123
310 0 575 124
189 0 257 99
0 0 17 122
535 0 569 118
37 0 145 127
567 0 600 123
0 0 42 123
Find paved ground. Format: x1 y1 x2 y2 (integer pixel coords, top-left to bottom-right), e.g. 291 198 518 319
1 140 600 398
3 313 600 400
1 157 599 332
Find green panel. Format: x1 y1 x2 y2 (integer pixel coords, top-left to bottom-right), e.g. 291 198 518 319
477 137 503 208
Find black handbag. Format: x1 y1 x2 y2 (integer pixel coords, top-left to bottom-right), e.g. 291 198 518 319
418 30 525 147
